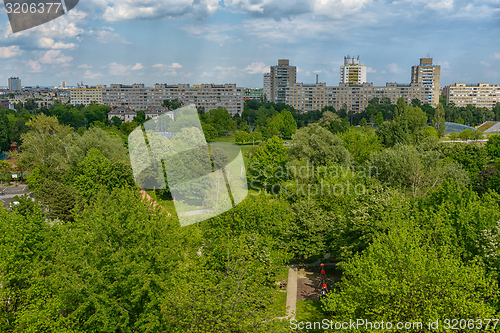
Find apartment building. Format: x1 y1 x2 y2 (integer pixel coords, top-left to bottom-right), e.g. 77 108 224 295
8 77 21 91
150 83 243 115
72 83 243 115
263 73 271 102
285 83 335 112
270 59 296 104
70 85 104 105
286 82 427 113
446 83 500 110
411 58 441 106
102 84 148 110
340 56 367 84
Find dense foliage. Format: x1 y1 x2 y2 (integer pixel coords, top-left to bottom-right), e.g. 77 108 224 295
1 97 500 332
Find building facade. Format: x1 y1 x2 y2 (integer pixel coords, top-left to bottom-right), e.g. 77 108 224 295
263 73 271 102
69 85 104 105
69 83 243 115
340 56 367 84
270 59 296 104
446 83 500 110
411 58 441 106
8 77 21 91
107 106 137 122
286 82 427 113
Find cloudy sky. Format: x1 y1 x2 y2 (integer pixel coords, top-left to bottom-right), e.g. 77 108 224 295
0 0 499 88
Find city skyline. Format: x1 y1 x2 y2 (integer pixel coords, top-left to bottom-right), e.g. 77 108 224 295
0 0 499 88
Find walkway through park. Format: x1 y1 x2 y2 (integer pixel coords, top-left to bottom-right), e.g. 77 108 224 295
280 256 341 320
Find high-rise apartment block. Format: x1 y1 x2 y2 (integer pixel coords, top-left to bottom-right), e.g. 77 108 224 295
340 56 366 84
411 58 440 106
446 83 500 110
270 59 296 104
263 73 271 102
70 83 243 115
8 77 21 91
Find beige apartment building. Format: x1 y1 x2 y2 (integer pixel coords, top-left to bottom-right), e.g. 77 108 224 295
286 82 427 113
70 85 104 105
446 83 500 109
71 83 243 115
150 83 243 115
411 58 441 106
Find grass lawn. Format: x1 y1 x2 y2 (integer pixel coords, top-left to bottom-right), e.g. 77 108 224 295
295 300 327 332
272 291 287 318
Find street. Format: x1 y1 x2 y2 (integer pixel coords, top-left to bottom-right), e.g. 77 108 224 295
0 185 31 209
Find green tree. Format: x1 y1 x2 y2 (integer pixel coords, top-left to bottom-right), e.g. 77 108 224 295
0 160 12 184
339 127 382 165
486 135 500 159
68 148 135 202
15 114 75 171
250 131 263 145
289 123 352 167
375 112 384 126
202 123 218 140
120 121 139 136
370 144 470 197
234 131 249 144
206 108 236 136
359 118 367 127
0 109 11 151
248 136 288 188
162 98 183 111
286 200 334 261
110 116 122 128
433 102 446 137
323 226 498 328
281 110 297 139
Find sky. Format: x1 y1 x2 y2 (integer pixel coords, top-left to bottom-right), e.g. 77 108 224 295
0 0 499 88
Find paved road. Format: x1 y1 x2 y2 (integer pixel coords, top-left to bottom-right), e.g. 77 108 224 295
285 267 298 319
0 185 30 209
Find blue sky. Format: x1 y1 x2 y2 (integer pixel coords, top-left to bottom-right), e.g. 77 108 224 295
0 0 499 88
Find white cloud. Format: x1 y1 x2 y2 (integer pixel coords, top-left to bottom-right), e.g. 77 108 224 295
131 63 143 70
480 61 490 67
387 63 403 74
200 71 213 77
87 27 130 44
108 62 131 75
181 24 232 45
101 0 220 22
37 37 76 49
39 50 73 65
108 62 143 75
0 45 22 58
164 70 179 76
84 70 103 79
170 62 183 69
214 66 238 71
425 0 453 10
494 53 500 60
436 61 451 69
28 60 42 73
244 62 269 74
152 64 165 68
367 67 376 73
78 64 93 69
